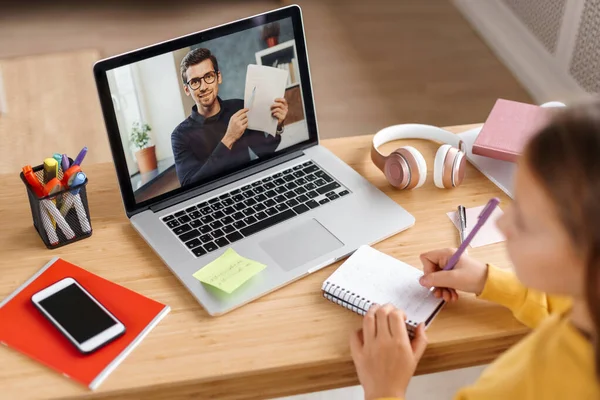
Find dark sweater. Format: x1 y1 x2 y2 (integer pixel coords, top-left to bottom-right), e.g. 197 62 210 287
171 97 281 187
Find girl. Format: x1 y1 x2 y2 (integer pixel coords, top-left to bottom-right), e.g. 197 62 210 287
349 100 600 400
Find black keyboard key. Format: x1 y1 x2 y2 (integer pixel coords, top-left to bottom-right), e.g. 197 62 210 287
285 191 297 199
192 247 207 257
285 182 297 190
226 231 243 243
307 190 319 198
263 176 273 182
232 212 245 220
323 175 334 183
265 190 278 198
190 220 202 228
305 174 316 181
173 224 191 235
293 165 303 171
276 203 289 212
255 193 267 202
273 172 282 178
185 205 197 213
222 216 234 225
222 198 234 206
295 187 307 195
305 183 316 190
163 215 175 222
166 220 180 228
234 203 247 211
306 200 319 209
275 186 287 194
286 199 299 207
204 242 219 252
210 220 223 229
339 190 350 196
256 211 268 220
185 238 202 249
242 184 252 191
319 198 330 205
178 215 191 224
254 203 266 211
213 210 225 219
293 171 305 178
200 234 213 243
251 181 262 187
243 208 255 216
208 198 220 204
302 161 313 167
264 199 276 207
200 225 212 234
266 207 278 216
212 228 225 238
200 215 214 224
243 216 257 225
240 209 297 237
295 178 307 186
329 193 340 200
264 182 275 190
223 225 235 234
283 168 293 174
254 186 265 193
230 189 241 195
293 204 310 214
245 198 257 206
179 229 201 242
284 174 295 182
314 178 326 186
197 202 208 208
219 193 230 199
243 190 254 198
315 170 327 178
233 194 245 202
297 194 309 203
316 182 341 195
223 207 236 215
211 202 224 211
174 211 186 217
215 237 229 247
233 220 247 229
200 206 212 215
190 211 202 219
275 195 287 203
274 177 286 185
303 165 319 174
326 191 337 198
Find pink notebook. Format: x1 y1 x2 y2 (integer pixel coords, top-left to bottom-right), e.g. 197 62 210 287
472 99 555 163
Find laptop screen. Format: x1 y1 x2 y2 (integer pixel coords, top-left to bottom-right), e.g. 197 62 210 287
101 11 313 208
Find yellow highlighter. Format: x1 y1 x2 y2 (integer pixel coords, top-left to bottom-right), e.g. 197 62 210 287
43 158 58 184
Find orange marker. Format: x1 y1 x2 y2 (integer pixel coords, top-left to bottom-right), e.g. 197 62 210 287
22 166 44 198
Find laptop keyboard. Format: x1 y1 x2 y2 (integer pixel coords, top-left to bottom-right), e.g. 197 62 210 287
161 161 351 257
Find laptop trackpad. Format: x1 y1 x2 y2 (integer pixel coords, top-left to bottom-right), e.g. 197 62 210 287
260 219 344 271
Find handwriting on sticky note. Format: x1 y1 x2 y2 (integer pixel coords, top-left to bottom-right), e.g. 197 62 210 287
192 248 266 293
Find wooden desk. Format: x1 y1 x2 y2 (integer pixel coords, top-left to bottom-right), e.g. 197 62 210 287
0 125 527 400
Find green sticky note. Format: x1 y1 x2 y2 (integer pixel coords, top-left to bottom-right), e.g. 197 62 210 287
192 248 266 293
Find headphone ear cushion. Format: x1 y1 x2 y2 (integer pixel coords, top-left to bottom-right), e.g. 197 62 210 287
434 144 452 188
401 146 427 189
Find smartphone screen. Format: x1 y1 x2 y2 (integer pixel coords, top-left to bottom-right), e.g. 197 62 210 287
38 283 118 344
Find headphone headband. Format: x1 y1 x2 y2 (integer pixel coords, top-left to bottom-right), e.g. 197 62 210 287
372 124 461 150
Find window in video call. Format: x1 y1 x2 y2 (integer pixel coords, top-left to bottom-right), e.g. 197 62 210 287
106 17 309 204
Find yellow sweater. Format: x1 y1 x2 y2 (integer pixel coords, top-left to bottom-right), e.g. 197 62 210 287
379 265 599 400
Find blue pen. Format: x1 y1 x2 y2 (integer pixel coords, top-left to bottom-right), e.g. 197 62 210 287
61 154 70 172
52 153 63 168
73 146 88 166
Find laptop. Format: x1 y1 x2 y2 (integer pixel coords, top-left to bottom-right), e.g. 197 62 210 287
93 5 414 315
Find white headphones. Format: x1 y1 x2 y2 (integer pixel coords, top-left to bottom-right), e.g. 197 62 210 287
371 124 466 190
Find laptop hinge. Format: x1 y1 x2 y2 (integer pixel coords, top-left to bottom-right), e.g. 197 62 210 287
149 149 306 213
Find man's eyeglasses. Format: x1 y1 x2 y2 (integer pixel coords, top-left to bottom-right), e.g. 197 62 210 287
186 71 218 90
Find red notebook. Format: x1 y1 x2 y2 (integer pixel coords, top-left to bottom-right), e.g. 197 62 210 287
0 258 170 390
472 99 555 162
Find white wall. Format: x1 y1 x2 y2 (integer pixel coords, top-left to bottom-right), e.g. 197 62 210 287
134 53 187 161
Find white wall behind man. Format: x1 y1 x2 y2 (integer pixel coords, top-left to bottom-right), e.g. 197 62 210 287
134 53 186 161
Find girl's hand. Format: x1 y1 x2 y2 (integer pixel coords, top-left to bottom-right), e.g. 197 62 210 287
350 304 428 400
418 248 488 301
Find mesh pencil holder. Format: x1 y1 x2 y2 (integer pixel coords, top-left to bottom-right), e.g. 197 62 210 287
20 163 93 249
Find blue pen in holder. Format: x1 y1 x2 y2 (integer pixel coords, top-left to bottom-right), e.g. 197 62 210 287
20 161 93 249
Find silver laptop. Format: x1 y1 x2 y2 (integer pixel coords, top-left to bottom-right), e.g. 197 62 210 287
93 5 414 315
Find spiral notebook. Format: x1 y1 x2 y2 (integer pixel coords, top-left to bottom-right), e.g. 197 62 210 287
322 246 445 334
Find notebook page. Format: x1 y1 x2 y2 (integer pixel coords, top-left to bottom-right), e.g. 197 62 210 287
324 246 443 324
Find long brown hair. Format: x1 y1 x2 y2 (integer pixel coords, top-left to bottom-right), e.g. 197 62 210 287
523 99 600 379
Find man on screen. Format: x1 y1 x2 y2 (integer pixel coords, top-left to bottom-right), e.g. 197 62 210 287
171 48 289 186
